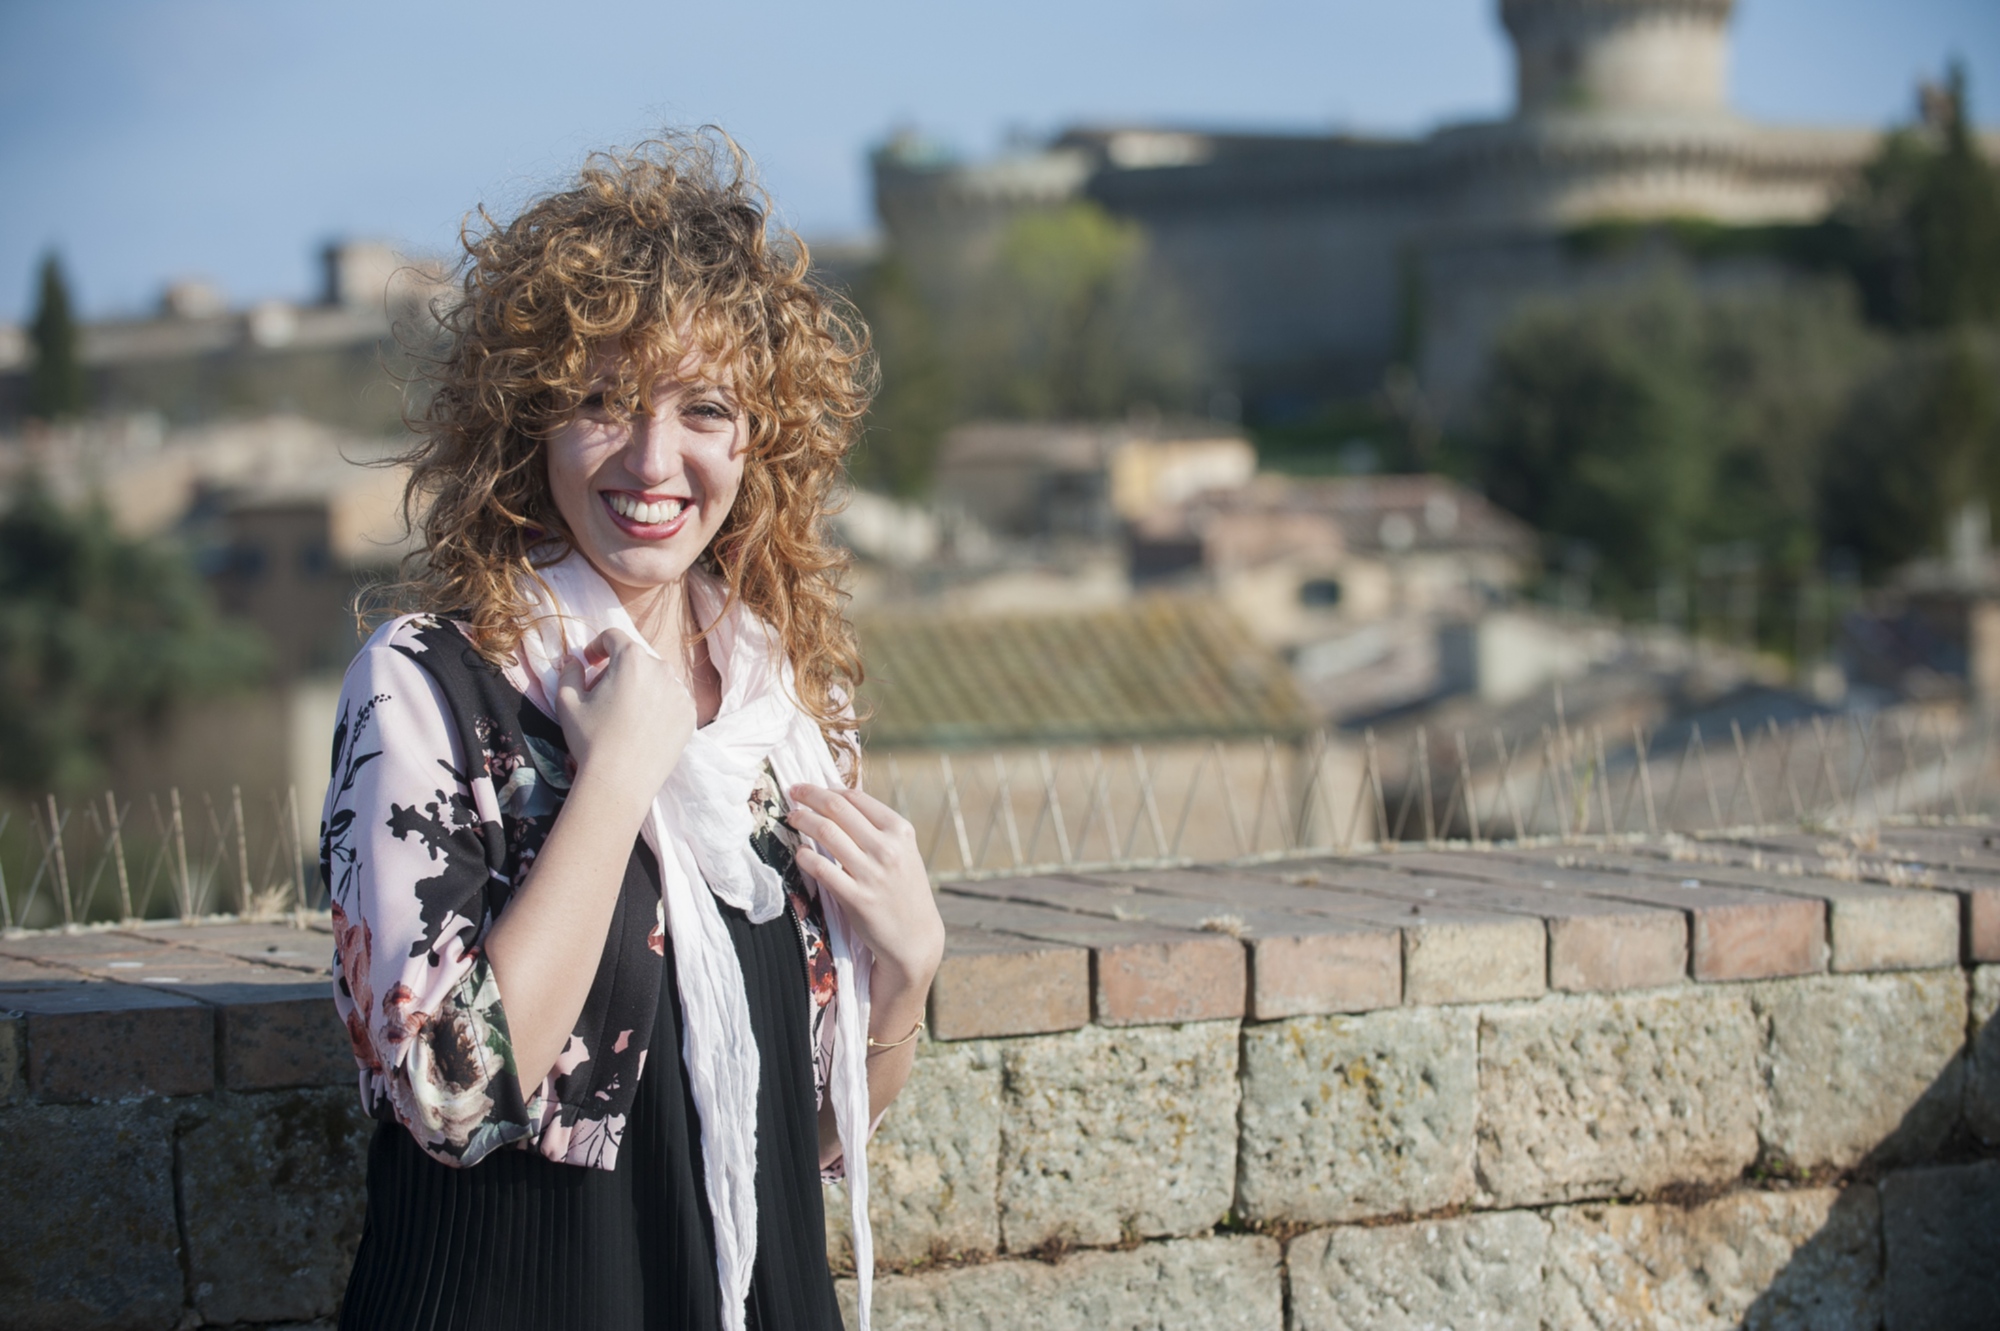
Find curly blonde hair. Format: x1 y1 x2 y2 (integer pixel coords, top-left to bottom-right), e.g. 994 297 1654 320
384 131 872 767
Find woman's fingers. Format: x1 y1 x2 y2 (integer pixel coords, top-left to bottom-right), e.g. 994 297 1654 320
792 841 857 898
789 784 891 860
556 652 586 711
785 799 869 877
584 627 623 668
840 788 917 873
845 787 909 833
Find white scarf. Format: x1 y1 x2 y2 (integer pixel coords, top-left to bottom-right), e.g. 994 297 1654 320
518 552 876 1331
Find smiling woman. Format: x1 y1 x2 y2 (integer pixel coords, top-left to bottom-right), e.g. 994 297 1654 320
323 132 943 1331
546 359 749 604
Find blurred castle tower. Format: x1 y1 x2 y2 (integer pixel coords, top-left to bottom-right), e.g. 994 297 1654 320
1507 0 1735 118
875 0 1995 416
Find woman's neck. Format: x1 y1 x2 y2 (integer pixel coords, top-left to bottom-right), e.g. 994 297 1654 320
618 577 692 661
617 572 723 727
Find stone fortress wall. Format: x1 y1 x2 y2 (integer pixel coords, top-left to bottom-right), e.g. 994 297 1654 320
2 824 1997 1329
875 0 1999 412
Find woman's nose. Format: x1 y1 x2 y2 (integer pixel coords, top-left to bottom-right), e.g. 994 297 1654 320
625 413 685 485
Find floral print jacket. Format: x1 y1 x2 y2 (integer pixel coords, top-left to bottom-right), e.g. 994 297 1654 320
321 615 838 1172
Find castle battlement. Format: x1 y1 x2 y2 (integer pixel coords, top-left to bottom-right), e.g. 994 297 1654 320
870 0 1987 410
1501 0 1736 117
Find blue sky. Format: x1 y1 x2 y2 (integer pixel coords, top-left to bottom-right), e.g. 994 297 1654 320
2 0 1995 320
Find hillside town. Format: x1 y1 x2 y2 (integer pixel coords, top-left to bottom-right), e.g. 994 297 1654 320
4 1 2000 1328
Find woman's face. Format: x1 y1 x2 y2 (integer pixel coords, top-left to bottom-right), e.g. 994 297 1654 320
545 350 749 606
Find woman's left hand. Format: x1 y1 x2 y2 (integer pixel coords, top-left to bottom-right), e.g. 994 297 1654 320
785 784 945 990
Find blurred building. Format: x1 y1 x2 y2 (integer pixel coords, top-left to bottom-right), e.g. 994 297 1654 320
1838 523 2000 709
874 0 2000 415
931 419 1255 540
0 414 416 811
1133 473 1538 647
0 240 448 433
2 414 416 675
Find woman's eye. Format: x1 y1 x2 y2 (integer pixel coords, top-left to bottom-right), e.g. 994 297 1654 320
579 392 610 414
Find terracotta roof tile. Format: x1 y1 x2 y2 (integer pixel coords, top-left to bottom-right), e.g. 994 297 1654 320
856 597 1314 748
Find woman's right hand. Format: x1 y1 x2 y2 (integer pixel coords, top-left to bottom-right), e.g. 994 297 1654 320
551 628 698 806
492 628 695 1089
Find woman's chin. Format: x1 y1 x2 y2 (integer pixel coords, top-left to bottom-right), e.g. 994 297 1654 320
585 543 703 598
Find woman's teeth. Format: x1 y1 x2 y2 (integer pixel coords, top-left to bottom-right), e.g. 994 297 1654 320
607 494 687 525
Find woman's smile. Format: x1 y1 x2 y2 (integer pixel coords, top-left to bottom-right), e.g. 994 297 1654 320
601 489 692 536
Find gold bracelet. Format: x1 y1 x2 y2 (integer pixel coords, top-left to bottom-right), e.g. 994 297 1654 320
866 1017 925 1051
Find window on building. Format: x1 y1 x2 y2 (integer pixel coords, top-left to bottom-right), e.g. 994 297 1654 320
1299 578 1343 607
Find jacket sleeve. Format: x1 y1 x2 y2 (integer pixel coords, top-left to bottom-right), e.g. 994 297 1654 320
322 625 535 1167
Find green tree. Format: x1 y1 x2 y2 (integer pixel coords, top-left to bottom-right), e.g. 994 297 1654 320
26 252 88 420
0 478 266 793
1473 275 1873 604
1836 64 2000 330
848 258 955 497
1819 330 2000 575
956 202 1205 421
849 201 1210 495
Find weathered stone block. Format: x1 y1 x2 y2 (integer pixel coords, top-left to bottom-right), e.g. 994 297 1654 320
1400 912 1545 1005
1747 970 1966 1170
1743 825 2000 961
1818 882 1961 973
938 892 1245 1026
1092 932 1246 1026
1236 1007 1476 1224
1881 1161 2000 1331
997 1020 1238 1250
973 872 1402 1019
202 983 354 1091
1226 860 1547 1004
1545 1187 1882 1331
1244 923 1402 1018
1551 869 1828 982
1585 850 1958 974
838 1234 1282 1331
1087 868 1403 1015
1545 907 1691 993
130 920 333 974
930 929 1089 1041
1341 852 1689 994
826 1039 1002 1270
0 1015 21 1106
177 1088 372 1326
1960 877 2000 962
0 1100 184 1331
1477 987 1759 1207
1287 1211 1548 1331
15 984 214 1101
0 954 83 987
1969 965 2000 1144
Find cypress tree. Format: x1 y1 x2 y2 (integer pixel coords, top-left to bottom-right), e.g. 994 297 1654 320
1839 65 2000 330
26 252 87 420
1911 63 2000 328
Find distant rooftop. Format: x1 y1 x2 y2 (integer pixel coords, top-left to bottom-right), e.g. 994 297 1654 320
1161 473 1541 559
857 596 1314 749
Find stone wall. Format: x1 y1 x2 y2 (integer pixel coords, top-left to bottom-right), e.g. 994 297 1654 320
3 827 1997 1329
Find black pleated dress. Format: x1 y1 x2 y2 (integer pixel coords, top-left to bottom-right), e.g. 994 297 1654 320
337 892 845 1331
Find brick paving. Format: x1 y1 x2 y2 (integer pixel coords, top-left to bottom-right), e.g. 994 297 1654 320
1 826 1991 1059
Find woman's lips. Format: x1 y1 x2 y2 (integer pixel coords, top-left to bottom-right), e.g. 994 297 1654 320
600 491 692 540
